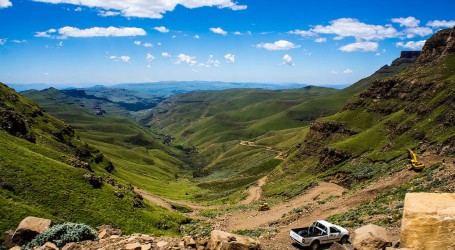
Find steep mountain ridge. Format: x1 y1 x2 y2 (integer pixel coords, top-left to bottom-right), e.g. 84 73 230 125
264 27 455 196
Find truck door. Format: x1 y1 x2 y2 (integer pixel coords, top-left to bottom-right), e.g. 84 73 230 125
328 227 341 242
316 223 329 243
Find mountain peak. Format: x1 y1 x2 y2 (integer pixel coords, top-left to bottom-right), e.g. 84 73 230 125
417 26 455 64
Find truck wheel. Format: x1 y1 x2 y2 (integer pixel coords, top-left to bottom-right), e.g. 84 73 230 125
310 241 319 250
340 235 349 244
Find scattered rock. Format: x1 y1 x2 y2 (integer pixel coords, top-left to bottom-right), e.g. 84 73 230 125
43 241 59 250
208 230 260 250
156 241 168 248
83 173 103 188
61 242 78 250
330 242 353 250
352 224 391 250
12 216 52 246
258 203 270 211
98 229 108 239
400 193 455 250
9 246 22 250
141 243 152 250
3 230 15 248
125 242 142 250
183 236 197 248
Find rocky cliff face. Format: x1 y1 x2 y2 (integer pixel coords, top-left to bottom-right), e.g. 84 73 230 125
290 25 455 185
417 26 455 64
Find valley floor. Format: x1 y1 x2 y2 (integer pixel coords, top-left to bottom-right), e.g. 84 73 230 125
134 164 444 249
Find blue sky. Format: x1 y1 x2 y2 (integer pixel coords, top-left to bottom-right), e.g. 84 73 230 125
1 0 454 87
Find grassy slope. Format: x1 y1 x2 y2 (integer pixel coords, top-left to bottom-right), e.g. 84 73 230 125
22 88 202 201
146 57 416 202
0 83 190 240
264 53 455 199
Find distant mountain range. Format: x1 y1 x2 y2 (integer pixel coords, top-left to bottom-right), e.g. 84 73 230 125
9 81 348 96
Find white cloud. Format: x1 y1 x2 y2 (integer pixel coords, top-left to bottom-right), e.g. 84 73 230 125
154 26 169 33
0 0 12 8
12 40 26 43
175 54 197 65
312 18 398 40
395 40 426 50
143 42 153 47
200 55 220 67
120 56 130 62
161 52 171 57
0 38 6 45
36 26 146 38
256 40 300 51
98 10 121 16
35 29 57 38
404 27 433 38
314 37 327 43
146 53 155 61
289 29 316 37
134 40 141 45
426 20 455 28
233 31 242 35
343 69 353 74
33 0 246 19
194 35 200 39
210 27 227 35
57 41 63 47
391 16 420 27
224 53 235 63
109 55 131 63
339 42 378 52
282 54 294 66
74 6 82 11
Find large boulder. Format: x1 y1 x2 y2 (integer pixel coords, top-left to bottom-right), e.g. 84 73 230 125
352 224 391 250
12 217 52 245
400 193 455 249
208 230 260 250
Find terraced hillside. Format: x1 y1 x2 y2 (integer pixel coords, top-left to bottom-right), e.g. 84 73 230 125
0 83 191 243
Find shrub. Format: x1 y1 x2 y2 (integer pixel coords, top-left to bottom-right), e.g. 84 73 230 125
26 222 97 248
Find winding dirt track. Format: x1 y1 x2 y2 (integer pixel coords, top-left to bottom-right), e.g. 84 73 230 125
218 182 346 232
135 175 269 213
136 167 419 250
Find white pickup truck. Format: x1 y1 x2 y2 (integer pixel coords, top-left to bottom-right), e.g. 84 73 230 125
289 220 349 250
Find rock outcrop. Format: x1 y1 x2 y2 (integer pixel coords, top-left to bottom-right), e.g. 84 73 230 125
352 224 391 250
11 217 52 246
208 230 260 250
417 26 455 64
400 193 455 250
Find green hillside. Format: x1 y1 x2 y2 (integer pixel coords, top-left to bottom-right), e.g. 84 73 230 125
22 88 202 201
142 52 418 202
264 27 455 199
0 83 190 243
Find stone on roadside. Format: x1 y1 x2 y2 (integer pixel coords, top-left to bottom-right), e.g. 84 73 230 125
12 217 52 245
125 242 141 250
208 230 260 250
400 193 455 250
352 224 391 250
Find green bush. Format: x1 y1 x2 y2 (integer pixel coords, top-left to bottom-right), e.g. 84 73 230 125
26 222 97 248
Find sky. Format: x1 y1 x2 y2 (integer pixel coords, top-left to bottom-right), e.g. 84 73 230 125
1 0 455 87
